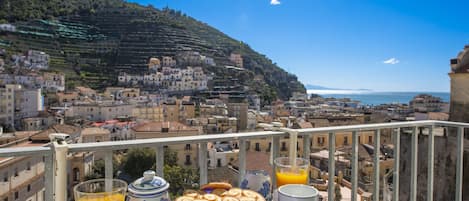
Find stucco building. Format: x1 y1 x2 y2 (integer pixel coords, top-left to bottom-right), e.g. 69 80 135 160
131 121 202 167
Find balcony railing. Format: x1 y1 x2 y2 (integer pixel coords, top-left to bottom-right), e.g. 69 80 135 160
0 120 467 201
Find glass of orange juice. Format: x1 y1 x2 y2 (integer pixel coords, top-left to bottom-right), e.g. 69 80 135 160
274 157 309 187
74 179 127 201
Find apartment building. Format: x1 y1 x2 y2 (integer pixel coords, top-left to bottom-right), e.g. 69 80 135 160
132 106 164 122
25 50 49 69
148 57 161 72
131 121 202 167
0 124 85 201
227 102 248 131
0 84 43 130
65 102 134 121
161 56 176 67
0 143 46 201
0 72 64 92
104 87 140 100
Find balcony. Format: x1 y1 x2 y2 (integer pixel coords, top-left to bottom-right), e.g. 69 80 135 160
0 120 467 201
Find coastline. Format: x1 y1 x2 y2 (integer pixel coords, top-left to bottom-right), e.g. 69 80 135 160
307 90 450 105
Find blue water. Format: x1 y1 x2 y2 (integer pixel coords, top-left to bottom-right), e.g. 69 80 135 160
309 91 450 105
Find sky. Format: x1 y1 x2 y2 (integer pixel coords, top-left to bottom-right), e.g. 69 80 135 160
129 0 469 92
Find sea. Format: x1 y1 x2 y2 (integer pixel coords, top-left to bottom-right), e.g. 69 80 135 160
307 90 450 105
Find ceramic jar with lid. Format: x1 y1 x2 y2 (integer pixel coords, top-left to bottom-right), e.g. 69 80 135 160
127 170 170 201
240 170 272 200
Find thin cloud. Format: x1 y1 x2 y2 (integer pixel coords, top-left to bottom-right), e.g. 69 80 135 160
383 58 400 65
270 0 281 5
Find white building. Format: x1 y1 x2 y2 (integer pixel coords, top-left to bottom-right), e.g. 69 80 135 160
162 56 176 67
118 72 143 85
0 84 44 129
0 24 16 32
25 50 49 69
65 102 134 121
121 66 207 92
0 72 64 92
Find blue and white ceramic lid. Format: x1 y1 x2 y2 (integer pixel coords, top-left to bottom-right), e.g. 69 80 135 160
128 170 169 196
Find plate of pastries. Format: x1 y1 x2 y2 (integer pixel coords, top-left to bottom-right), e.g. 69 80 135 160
176 182 266 201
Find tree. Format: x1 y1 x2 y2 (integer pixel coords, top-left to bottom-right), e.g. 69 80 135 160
121 147 199 196
164 165 199 196
334 183 342 201
85 157 120 180
121 148 156 179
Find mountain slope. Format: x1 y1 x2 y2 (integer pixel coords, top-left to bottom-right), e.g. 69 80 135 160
0 0 305 102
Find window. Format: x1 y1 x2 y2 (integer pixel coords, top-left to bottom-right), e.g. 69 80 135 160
266 142 271 152
317 137 324 145
281 142 287 151
185 144 191 150
26 162 31 171
14 168 18 177
73 168 80 182
368 136 373 144
14 192 18 200
344 136 349 145
255 143 260 151
185 155 191 165
217 159 222 167
4 197 8 201
27 184 31 192
3 172 7 182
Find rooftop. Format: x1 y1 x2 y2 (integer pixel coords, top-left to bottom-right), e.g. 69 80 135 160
31 124 81 141
81 127 110 136
132 121 199 132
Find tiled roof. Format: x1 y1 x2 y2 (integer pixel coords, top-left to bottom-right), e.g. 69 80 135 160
31 124 81 141
81 127 110 136
428 112 449 121
231 151 273 178
298 122 313 129
132 121 199 132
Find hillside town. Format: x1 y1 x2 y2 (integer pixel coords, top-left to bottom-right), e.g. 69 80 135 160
0 47 452 201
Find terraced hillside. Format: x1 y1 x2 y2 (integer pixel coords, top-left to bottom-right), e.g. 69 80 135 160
0 0 305 101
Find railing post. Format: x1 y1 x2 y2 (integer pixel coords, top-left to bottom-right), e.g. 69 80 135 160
50 134 69 201
351 131 358 201
238 139 247 186
410 127 418 201
427 126 434 201
155 145 164 177
303 134 311 159
198 142 208 185
328 132 336 201
455 127 464 201
272 136 280 189
392 128 400 201
104 150 113 192
44 153 54 201
373 129 380 201
303 134 311 184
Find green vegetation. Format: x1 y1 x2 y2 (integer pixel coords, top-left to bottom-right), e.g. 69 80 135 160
0 0 305 101
85 148 199 196
121 148 199 195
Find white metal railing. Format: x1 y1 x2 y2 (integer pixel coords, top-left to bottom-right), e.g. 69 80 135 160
0 120 467 201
